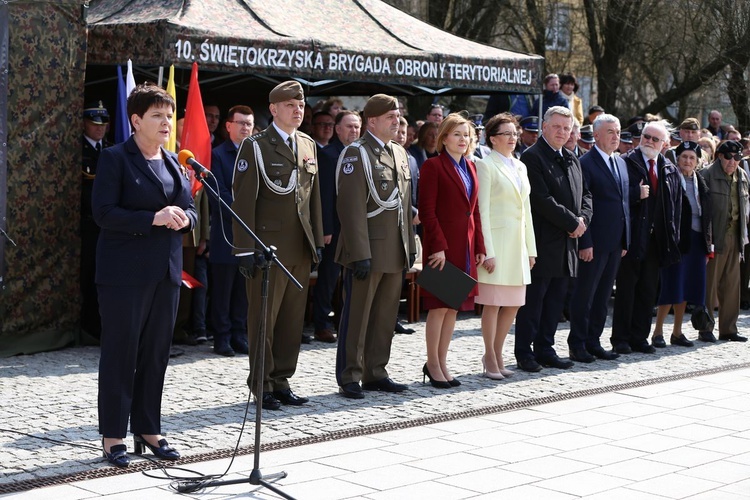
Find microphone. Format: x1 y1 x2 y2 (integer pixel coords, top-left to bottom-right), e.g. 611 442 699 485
178 149 209 178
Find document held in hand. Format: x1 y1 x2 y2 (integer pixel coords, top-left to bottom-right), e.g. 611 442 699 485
416 261 477 310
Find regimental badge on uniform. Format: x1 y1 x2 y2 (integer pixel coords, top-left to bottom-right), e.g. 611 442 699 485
342 163 354 175
237 159 248 172
381 181 389 191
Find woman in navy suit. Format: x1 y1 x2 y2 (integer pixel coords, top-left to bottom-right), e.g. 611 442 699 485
93 84 197 467
419 113 485 388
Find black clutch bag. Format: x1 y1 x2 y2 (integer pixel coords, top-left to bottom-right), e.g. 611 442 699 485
690 305 715 332
416 261 477 310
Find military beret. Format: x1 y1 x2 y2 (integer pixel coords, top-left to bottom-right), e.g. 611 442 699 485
679 118 700 130
717 140 742 155
269 80 304 103
83 101 109 124
363 94 399 118
519 116 539 132
627 121 645 138
579 125 595 144
675 141 701 158
620 131 633 144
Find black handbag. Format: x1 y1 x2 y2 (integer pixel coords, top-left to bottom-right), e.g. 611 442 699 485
691 305 715 332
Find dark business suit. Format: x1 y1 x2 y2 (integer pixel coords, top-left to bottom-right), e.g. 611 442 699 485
208 139 248 348
312 136 345 331
515 137 592 363
568 147 630 352
612 148 682 348
93 136 197 438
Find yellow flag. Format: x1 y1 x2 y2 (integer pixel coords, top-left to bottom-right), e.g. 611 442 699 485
166 65 177 152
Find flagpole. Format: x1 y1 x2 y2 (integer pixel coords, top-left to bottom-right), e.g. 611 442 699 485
157 66 164 88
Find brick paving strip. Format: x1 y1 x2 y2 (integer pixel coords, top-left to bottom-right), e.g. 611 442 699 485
1 311 749 493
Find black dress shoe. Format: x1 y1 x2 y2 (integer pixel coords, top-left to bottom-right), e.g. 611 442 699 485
230 339 249 354
670 334 694 347
719 333 748 342
102 439 130 468
741 301 750 310
651 335 667 348
613 342 632 354
133 435 180 461
589 345 620 360
630 342 656 354
260 392 282 410
301 334 312 344
213 342 235 357
395 322 415 334
339 382 365 399
516 358 543 372
362 377 408 392
569 348 595 363
538 355 574 369
447 377 461 387
698 331 717 343
273 388 309 406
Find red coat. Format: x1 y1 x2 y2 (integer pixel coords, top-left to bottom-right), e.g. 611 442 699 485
418 151 485 307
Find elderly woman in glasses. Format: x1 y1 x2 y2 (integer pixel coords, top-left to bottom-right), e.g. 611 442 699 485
697 140 750 343
651 141 712 348
475 113 536 379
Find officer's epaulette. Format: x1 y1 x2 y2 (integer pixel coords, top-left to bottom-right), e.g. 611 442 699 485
245 131 266 143
349 137 366 148
296 131 315 143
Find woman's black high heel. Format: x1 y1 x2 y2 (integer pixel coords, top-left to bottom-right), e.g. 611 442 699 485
102 438 130 468
422 363 451 389
447 377 461 387
133 435 181 461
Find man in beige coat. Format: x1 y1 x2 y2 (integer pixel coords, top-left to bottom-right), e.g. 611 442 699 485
232 81 324 410
335 94 416 399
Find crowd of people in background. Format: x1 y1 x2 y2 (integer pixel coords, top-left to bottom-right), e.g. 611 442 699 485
82 74 750 466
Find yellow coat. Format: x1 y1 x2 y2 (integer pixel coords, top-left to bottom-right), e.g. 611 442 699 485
476 150 536 286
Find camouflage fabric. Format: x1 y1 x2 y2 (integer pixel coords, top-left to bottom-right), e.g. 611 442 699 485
0 1 86 356
87 0 544 93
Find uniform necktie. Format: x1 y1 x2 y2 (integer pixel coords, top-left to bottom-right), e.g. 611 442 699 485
286 136 296 162
96 142 102 153
648 158 657 191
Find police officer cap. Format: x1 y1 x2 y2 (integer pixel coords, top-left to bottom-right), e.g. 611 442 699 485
269 80 304 103
679 118 700 130
716 140 742 155
363 94 399 118
519 116 539 132
671 130 682 141
83 101 109 124
675 141 701 157
620 131 633 144
579 125 595 144
627 121 644 138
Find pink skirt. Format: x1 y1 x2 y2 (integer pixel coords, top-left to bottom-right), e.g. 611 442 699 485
475 283 526 307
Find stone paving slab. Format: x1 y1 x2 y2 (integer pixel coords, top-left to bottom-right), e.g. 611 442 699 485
1 307 749 490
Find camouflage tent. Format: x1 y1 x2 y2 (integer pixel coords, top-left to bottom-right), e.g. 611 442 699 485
0 1 87 356
87 0 544 95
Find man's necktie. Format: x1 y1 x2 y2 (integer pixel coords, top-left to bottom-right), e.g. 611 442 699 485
609 156 621 193
96 142 102 153
648 158 657 191
286 136 296 162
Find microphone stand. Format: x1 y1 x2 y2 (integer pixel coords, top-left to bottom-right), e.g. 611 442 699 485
181 165 300 499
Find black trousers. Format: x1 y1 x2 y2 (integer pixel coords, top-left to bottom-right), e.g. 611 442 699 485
612 241 659 346
312 233 341 330
514 276 569 362
97 276 178 438
210 262 248 343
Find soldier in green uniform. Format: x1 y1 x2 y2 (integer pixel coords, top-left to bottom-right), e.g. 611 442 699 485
81 101 110 340
335 94 416 399
231 81 324 410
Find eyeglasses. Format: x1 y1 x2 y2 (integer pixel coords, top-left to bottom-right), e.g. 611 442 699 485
230 120 253 127
493 131 518 137
641 132 662 143
314 122 334 128
722 152 742 161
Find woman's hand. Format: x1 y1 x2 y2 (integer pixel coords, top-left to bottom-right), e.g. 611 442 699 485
483 257 496 274
428 250 446 270
529 257 536 269
475 253 486 267
154 206 189 230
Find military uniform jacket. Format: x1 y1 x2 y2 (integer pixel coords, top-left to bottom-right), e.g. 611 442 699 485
82 136 111 233
231 125 324 264
335 131 416 274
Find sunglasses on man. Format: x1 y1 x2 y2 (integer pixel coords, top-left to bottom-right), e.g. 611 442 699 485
721 152 742 161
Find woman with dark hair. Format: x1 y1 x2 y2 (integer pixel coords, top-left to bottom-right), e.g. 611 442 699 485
93 83 197 467
475 113 536 379
419 113 485 388
560 74 584 126
651 141 712 348
408 120 439 170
